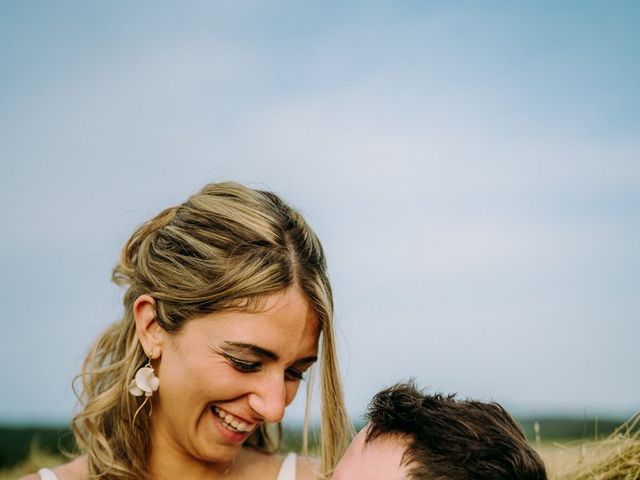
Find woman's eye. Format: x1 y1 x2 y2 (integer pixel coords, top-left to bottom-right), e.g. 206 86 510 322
225 355 261 373
285 368 306 381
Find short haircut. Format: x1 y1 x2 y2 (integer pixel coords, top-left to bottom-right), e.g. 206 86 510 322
365 382 547 480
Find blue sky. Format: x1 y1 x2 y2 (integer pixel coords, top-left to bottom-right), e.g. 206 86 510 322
1 1 639 424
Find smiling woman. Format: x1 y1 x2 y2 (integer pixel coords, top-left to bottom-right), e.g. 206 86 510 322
136 289 320 468
20 182 352 480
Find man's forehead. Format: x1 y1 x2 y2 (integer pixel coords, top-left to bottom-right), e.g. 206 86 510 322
332 426 410 480
363 427 412 453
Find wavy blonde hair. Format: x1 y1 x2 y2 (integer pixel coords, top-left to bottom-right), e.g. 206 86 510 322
71 182 353 479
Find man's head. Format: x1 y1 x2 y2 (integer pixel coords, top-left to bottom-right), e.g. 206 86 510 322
333 382 547 480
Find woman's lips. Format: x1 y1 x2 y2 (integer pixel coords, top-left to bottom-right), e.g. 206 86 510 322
211 406 257 434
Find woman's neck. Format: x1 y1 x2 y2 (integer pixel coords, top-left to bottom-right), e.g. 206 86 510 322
148 424 237 480
149 449 233 480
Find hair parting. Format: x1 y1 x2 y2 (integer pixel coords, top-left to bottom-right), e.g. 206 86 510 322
71 182 352 479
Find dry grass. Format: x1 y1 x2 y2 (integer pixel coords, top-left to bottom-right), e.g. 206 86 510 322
539 412 640 480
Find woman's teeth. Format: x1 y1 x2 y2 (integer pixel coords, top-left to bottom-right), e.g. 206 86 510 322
213 407 254 433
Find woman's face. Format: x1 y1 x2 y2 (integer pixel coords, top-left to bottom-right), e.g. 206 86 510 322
150 287 320 465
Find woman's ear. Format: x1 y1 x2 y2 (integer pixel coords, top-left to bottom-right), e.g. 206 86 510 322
133 294 164 358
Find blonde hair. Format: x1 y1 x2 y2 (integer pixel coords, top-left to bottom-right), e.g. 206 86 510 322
72 182 353 479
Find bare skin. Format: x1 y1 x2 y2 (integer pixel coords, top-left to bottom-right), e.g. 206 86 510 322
20 456 86 480
332 426 409 480
21 451 320 480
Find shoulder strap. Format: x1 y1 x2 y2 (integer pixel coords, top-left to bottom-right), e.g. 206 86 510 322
276 452 297 480
38 468 59 480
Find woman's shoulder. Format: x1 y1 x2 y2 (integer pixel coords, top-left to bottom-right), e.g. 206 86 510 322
18 455 88 480
293 454 321 480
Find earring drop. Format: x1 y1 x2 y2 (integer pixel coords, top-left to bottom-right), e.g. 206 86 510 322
129 352 159 422
128 357 160 397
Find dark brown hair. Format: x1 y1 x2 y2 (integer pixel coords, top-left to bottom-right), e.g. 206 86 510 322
365 382 548 480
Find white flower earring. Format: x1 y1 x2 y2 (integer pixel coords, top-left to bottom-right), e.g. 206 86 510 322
130 351 159 422
129 357 160 397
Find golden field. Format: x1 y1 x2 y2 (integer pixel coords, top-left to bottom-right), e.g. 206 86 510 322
2 415 638 480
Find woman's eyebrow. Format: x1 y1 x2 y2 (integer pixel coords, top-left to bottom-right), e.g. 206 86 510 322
292 355 318 366
223 341 318 364
224 341 279 360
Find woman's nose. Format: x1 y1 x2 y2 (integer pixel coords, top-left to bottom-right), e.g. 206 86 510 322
248 373 288 423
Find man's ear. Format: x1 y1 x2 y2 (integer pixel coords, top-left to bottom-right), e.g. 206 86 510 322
133 294 164 359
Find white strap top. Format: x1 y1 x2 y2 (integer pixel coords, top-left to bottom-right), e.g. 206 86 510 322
277 452 297 480
37 469 58 480
38 453 298 480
